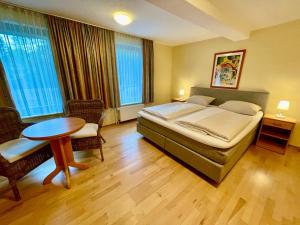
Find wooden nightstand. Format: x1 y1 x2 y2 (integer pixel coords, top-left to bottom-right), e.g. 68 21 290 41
256 114 296 154
172 98 186 102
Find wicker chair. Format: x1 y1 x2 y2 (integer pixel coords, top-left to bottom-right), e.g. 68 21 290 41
66 100 105 161
0 107 52 201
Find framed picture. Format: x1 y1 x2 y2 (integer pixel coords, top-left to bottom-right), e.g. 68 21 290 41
210 49 246 89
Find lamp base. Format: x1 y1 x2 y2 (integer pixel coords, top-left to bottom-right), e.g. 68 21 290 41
276 113 286 119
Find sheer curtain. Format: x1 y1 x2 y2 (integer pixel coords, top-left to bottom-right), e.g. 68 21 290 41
115 33 143 106
0 4 63 118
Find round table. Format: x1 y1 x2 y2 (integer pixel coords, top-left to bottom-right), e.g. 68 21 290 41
22 117 89 189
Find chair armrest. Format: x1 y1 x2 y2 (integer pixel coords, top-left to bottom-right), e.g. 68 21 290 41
19 122 34 138
97 113 105 136
20 122 34 131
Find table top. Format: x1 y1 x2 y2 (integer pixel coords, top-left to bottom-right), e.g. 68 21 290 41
264 114 296 123
22 117 85 141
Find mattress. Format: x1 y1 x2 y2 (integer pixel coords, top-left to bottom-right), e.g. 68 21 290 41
138 110 263 149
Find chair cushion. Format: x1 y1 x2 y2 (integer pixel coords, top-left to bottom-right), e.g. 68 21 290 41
71 123 98 139
0 138 48 163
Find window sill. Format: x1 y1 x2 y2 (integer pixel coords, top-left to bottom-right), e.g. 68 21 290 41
22 113 64 123
120 102 143 107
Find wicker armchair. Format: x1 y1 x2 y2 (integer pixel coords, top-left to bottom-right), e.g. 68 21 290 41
66 100 105 161
0 107 52 201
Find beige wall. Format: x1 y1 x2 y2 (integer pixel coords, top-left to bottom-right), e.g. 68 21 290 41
103 42 173 125
153 42 173 104
172 20 300 146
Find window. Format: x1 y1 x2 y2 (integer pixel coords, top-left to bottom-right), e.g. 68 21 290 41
0 6 63 118
115 33 143 106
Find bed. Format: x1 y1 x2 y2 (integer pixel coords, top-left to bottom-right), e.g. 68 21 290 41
137 87 269 183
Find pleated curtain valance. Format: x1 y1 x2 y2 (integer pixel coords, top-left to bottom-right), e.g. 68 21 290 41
47 16 120 109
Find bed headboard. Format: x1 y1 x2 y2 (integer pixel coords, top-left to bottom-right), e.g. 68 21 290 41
190 87 269 111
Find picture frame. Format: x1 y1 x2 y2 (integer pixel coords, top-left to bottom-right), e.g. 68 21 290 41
210 49 246 89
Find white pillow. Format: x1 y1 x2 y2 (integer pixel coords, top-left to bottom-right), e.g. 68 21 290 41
219 100 261 116
186 95 215 106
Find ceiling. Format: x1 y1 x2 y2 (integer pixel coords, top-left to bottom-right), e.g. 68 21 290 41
2 0 300 46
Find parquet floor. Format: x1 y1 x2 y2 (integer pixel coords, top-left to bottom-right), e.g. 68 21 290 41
0 121 299 225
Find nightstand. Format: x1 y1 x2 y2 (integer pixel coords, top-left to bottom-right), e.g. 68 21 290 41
172 98 186 102
256 114 296 154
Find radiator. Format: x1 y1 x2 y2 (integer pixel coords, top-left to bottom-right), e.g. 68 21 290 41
118 104 144 122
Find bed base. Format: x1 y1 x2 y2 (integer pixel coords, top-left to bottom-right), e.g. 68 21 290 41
137 117 257 183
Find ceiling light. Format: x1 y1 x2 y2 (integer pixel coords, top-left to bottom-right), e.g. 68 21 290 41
113 11 132 25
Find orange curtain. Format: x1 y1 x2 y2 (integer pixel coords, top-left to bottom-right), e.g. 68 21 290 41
47 16 120 108
142 39 154 103
0 60 15 108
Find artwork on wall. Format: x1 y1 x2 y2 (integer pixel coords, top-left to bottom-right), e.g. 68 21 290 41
210 49 246 89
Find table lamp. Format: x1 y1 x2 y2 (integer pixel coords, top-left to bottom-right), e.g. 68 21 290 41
276 100 290 118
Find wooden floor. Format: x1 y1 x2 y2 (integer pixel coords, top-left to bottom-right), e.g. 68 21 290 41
0 121 300 225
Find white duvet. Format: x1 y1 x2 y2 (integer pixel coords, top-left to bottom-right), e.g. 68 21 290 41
138 109 263 149
142 102 205 120
175 107 252 142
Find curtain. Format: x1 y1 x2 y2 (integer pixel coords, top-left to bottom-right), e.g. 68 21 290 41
48 16 120 109
142 39 154 103
115 33 143 106
0 60 15 107
0 3 63 118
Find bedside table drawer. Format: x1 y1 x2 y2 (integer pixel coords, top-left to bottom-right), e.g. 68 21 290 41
263 118 294 130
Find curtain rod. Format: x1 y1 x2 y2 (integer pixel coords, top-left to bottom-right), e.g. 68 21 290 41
0 0 150 41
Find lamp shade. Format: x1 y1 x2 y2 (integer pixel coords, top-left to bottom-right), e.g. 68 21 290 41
277 100 290 111
113 11 132 25
179 89 185 96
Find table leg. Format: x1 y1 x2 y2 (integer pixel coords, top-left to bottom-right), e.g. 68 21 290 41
43 167 62 185
62 136 89 170
63 167 71 189
43 136 89 188
59 139 71 189
68 161 89 170
43 139 64 185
